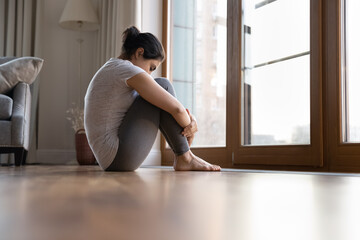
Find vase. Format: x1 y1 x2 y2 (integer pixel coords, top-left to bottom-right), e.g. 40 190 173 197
75 129 96 165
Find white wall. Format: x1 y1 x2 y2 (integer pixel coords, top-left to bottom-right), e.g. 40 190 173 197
37 0 164 165
37 0 98 164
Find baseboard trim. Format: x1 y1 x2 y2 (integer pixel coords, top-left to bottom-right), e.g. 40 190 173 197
36 149 161 166
37 149 77 165
142 150 161 166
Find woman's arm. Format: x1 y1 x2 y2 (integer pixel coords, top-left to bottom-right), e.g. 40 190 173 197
127 73 191 127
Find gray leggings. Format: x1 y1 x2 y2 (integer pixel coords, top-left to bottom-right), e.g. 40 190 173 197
105 78 190 171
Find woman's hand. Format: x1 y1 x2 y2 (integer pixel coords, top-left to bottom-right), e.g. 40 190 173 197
182 109 198 146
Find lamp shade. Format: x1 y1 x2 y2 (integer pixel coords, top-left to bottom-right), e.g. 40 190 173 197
59 0 99 31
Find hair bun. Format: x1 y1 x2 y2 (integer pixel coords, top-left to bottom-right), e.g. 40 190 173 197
120 26 164 61
122 26 140 44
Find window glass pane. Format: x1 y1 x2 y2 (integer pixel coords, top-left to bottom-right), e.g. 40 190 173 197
173 82 193 111
171 0 227 147
173 0 194 27
242 0 310 145
250 56 310 145
243 0 310 65
173 28 194 82
342 0 360 142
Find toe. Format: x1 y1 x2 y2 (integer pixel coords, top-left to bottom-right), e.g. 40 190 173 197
210 165 219 171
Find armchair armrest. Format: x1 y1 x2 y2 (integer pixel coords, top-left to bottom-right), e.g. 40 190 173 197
11 83 31 149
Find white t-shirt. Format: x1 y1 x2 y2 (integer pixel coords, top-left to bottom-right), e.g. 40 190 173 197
84 58 145 169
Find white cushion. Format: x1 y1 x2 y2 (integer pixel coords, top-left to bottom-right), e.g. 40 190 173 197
0 57 44 94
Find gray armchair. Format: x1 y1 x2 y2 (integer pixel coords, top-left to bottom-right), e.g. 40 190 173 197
0 58 32 166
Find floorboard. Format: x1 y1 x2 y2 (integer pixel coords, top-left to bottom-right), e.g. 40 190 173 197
0 165 359 240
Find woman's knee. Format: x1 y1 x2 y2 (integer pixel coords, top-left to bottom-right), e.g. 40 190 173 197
155 77 176 96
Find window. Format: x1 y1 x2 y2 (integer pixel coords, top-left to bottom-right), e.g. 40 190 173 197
162 0 360 172
242 0 310 145
325 0 360 172
341 0 360 143
236 0 322 167
171 0 227 147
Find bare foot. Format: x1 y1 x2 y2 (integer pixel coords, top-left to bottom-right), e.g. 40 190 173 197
173 151 221 171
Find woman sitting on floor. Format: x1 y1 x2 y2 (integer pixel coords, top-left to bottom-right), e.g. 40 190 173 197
84 26 221 172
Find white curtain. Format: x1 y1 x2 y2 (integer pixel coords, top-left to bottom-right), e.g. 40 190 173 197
96 0 142 68
0 0 43 164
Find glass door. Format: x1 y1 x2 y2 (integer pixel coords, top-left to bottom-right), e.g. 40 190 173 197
162 0 230 166
235 0 323 166
162 0 322 167
171 0 227 147
242 0 310 145
341 0 360 143
326 0 360 172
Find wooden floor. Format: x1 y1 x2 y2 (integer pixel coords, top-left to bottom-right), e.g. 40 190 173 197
0 165 360 240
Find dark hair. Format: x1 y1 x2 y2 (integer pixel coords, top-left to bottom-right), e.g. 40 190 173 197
121 26 165 61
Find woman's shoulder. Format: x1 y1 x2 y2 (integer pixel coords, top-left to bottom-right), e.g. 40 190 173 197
108 57 128 65
91 58 144 86
105 58 145 77
106 58 137 70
